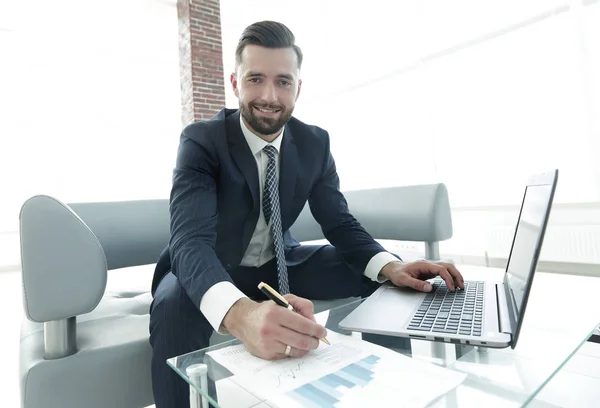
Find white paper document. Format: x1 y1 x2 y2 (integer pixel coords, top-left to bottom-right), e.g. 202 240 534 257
207 331 467 408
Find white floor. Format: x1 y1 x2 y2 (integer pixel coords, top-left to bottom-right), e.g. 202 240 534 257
2 267 600 408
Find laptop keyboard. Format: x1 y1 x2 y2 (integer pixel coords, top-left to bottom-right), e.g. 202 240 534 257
407 280 485 336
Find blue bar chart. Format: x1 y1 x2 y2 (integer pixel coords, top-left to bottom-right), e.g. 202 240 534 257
285 355 380 408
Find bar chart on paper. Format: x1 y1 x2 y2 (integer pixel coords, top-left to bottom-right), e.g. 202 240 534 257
285 355 380 408
208 332 467 408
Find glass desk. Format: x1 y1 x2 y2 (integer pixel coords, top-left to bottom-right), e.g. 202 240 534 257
168 269 600 408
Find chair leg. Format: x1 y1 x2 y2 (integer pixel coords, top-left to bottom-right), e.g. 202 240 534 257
425 241 440 261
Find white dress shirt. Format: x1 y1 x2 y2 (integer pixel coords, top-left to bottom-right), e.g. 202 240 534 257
199 116 399 333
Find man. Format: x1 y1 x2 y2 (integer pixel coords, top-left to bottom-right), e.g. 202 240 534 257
149 20 464 408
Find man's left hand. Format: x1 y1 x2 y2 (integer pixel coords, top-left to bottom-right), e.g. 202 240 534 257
380 260 465 292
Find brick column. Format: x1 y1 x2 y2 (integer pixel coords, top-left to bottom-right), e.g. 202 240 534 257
177 0 226 125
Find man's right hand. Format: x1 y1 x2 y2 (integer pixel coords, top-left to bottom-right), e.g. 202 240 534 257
222 295 327 360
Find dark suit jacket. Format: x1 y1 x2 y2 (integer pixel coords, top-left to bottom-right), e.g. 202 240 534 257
152 109 386 306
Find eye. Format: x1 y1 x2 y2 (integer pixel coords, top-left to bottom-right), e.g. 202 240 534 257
248 77 261 83
278 80 292 87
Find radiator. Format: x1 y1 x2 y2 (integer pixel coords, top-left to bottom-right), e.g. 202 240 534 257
487 225 600 264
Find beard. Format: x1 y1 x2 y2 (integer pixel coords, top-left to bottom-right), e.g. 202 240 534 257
240 101 294 136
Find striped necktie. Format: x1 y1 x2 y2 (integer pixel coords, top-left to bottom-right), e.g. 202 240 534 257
262 145 290 294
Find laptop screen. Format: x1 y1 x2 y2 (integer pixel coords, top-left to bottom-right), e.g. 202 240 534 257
505 180 555 323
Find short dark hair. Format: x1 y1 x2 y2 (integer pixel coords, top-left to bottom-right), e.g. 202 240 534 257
235 21 303 69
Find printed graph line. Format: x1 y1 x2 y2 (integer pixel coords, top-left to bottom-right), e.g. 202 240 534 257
275 360 305 387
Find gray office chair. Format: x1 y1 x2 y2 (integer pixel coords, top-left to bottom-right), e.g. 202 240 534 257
18 183 453 408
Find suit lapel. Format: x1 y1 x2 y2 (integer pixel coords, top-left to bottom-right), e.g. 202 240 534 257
279 125 298 228
226 111 260 209
226 112 260 251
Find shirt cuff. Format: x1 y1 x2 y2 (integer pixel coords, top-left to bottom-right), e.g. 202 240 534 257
364 252 400 283
199 281 247 334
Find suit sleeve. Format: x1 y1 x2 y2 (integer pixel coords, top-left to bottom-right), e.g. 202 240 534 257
168 130 236 309
308 133 394 276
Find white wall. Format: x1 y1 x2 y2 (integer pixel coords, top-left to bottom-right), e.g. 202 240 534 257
219 0 600 273
1 1 599 272
220 0 600 207
0 0 182 234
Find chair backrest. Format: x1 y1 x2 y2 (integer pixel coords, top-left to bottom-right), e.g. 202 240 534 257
69 199 170 270
19 196 169 322
19 184 452 322
290 183 453 243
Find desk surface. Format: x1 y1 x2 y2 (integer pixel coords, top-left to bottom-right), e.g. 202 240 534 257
167 266 600 407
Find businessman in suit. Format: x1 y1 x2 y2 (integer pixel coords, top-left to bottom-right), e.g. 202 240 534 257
149 20 464 408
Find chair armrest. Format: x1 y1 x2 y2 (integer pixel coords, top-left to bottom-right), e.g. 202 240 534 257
19 195 107 322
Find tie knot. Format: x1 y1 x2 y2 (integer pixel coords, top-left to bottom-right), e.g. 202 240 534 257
263 145 277 159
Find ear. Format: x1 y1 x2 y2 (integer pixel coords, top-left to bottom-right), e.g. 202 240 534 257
295 79 302 101
231 73 240 98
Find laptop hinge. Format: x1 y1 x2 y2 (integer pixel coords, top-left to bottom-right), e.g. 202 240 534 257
496 283 513 335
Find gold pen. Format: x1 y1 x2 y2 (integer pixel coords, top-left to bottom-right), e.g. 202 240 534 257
258 282 330 345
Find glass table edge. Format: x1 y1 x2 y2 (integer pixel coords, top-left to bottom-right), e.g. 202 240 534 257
518 320 600 406
167 297 366 362
165 297 367 404
166 356 222 407
166 297 600 407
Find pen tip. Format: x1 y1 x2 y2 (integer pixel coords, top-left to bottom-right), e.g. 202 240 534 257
322 338 331 345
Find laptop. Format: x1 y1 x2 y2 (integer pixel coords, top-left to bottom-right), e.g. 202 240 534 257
339 170 559 349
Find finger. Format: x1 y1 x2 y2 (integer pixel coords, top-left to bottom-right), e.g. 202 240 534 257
277 308 327 340
415 271 438 281
284 294 316 322
397 273 433 292
443 263 465 289
276 342 309 359
433 264 455 291
275 326 319 351
245 340 284 361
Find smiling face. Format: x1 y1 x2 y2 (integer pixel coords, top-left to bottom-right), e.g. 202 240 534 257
231 44 302 141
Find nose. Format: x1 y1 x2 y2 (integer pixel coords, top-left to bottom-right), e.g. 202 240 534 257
260 82 277 104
